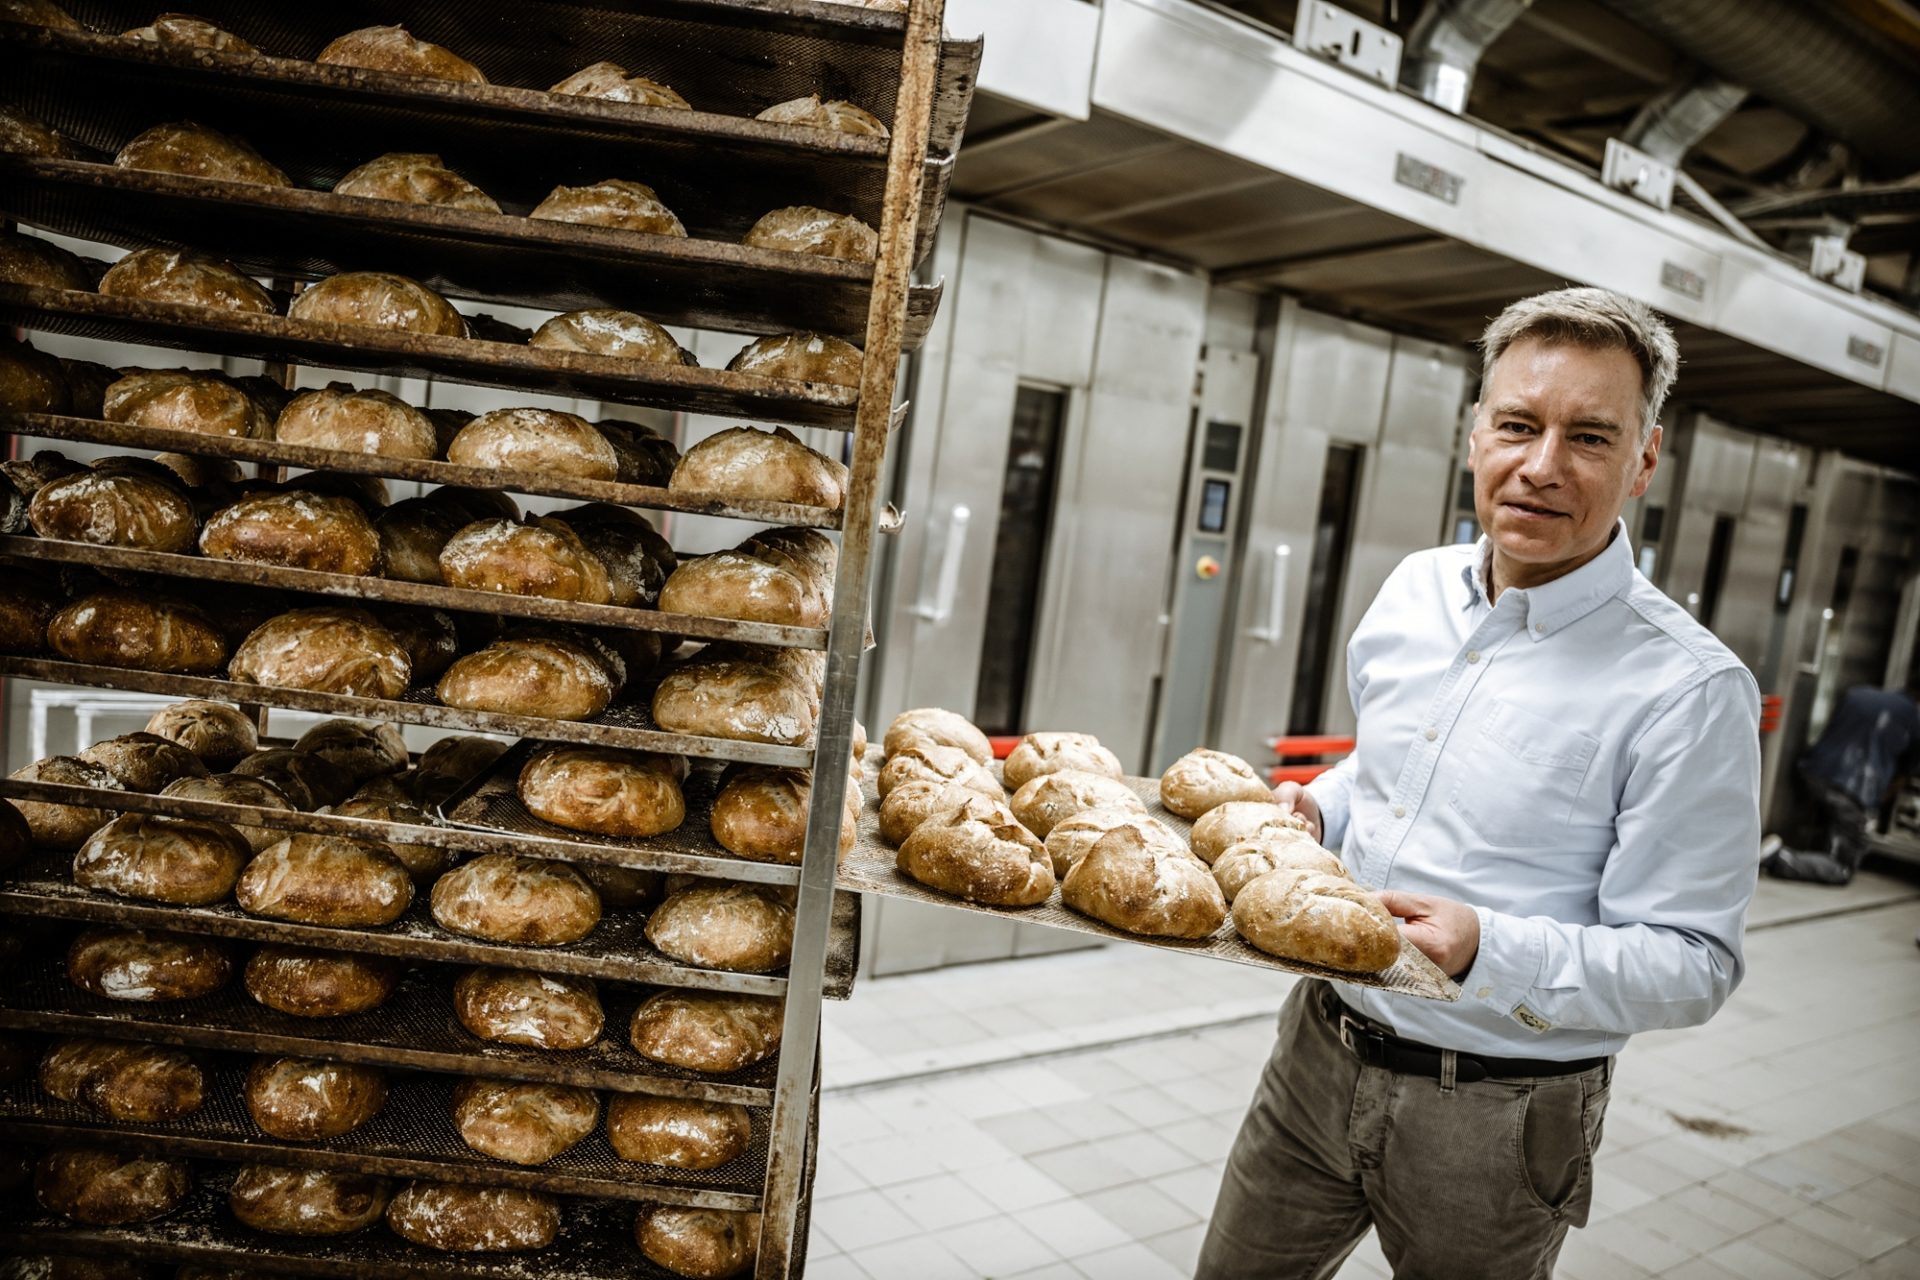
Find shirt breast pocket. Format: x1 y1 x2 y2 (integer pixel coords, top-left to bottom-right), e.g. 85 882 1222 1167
1450 698 1602 848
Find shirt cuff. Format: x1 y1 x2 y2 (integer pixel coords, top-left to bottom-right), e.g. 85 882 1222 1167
1306 776 1351 850
1460 907 1550 1034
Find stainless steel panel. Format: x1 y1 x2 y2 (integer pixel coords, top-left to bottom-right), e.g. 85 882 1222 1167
1715 264 1895 391
948 0 1098 121
1657 416 1756 620
1710 436 1800 676
1380 336 1472 452
1280 309 1393 442
1889 332 1920 404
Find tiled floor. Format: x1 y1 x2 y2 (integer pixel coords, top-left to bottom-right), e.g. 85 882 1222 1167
805 870 1920 1279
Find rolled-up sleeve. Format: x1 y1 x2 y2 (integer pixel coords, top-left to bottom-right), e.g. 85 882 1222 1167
1461 667 1761 1036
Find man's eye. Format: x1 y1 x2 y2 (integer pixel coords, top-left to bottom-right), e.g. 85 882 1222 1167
1499 421 1533 434
1576 434 1608 446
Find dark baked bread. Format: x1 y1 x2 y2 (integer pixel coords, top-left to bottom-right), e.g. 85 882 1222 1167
0 230 94 290
228 1165 392 1236
645 882 795 973
711 765 858 863
607 1094 752 1169
0 102 74 157
38 1038 205 1122
412 734 509 804
328 791 456 881
332 152 499 212
104 369 271 438
123 14 255 51
430 853 601 945
898 797 1055 906
628 990 783 1073
669 426 846 508
0 798 28 872
35 1148 190 1225
660 547 824 627
201 488 381 574
8 756 124 848
530 309 694 365
727 333 863 388
275 384 438 459
1 336 69 414
634 1205 759 1279
386 1183 561 1253
517 745 686 837
113 121 288 186
597 421 682 488
74 812 249 905
756 95 887 136
550 61 689 108
288 272 466 338
439 516 612 603
75 731 208 792
158 774 293 851
446 408 617 481
29 466 198 551
229 606 412 698
743 205 878 267
437 633 616 721
294 719 407 787
0 569 58 651
236 833 415 926
243 945 402 1018
318 26 487 83
531 180 685 236
377 604 460 684
452 967 603 1050
374 496 466 584
451 1077 599 1165
244 1055 388 1140
49 590 227 674
652 657 814 745
232 747 351 809
66 928 233 1002
569 510 670 607
98 248 274 313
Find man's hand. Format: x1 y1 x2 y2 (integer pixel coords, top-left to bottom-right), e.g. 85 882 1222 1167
1270 782 1322 843
1377 890 1481 979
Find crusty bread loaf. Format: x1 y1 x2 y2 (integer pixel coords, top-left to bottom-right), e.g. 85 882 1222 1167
103 369 269 439
529 309 694 365
159 775 293 852
711 765 858 863
230 607 412 699
294 719 407 788
75 732 208 792
1213 838 1349 904
66 927 232 1002
376 604 460 685
635 1206 760 1280
230 747 348 810
288 272 466 338
668 425 846 509
60 357 125 418
1009 769 1143 839
1159 748 1274 820
451 1077 599 1166
607 1095 752 1169
229 1166 392 1236
897 796 1054 907
446 406 616 479
123 15 255 52
726 332 862 388
235 833 415 926
645 882 795 973
317 25 486 83
332 152 499 212
757 95 887 136
386 1183 561 1253
570 511 670 607
74 812 249 905
1060 822 1225 939
412 734 510 804
1231 869 1400 973
200 489 381 575
882 708 992 765
531 179 685 236
38 1038 205 1122
430 853 601 946
274 384 438 459
652 657 814 746
244 1055 388 1140
550 61 689 108
29 466 197 552
629 990 784 1074
1189 801 1309 865
0 102 73 158
436 633 616 721
1003 731 1123 790
113 121 288 187
50 590 227 674
439 516 612 603
374 497 465 584
877 743 1001 802
327 791 455 881
659 548 825 627
742 206 878 264
9 757 125 849
574 859 662 910
877 778 978 848
98 248 274 313
34 1149 190 1225
453 967 603 1050
517 745 686 837
1043 807 1182 879
243 944 402 1018
0 230 94 291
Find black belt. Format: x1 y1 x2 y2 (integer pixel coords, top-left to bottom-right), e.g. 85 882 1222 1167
1318 986 1606 1083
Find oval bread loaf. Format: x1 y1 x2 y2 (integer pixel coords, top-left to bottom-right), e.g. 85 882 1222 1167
65 928 231 1002
34 1149 189 1225
144 700 257 769
517 745 686 837
386 1182 561 1253
453 967 603 1050
228 1165 392 1235
1059 823 1225 939
430 853 601 946
244 1055 388 1140
243 945 402 1018
38 1038 205 1122
235 834 415 927
635 1206 759 1280
644 882 795 973
628 990 783 1074
882 708 992 765
317 26 487 83
1002 731 1123 790
1231 869 1401 973
73 812 249 905
451 1077 599 1166
1213 838 1349 904
606 1094 752 1169
229 607 411 699
1160 747 1275 819
1009 770 1144 839
1189 801 1308 865
897 796 1054 907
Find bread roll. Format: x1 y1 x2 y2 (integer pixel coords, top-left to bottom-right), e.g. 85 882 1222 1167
877 744 1001 802
531 179 685 237
274 384 437 459
1 336 68 414
727 332 862 388
328 791 454 881
570 513 670 607
317 26 486 83
232 747 351 809
757 94 887 135
436 634 615 721
742 206 878 264
244 1056 387 1140
113 121 288 187
76 732 208 791
1060 822 1225 939
517 746 685 837
529 309 693 365
74 812 249 905
293 719 406 788
123 14 255 51
0 230 93 291
439 516 612 603
230 607 412 698
9 756 126 848
38 1038 204 1122
412 734 509 804
156 775 290 852
243 945 401 1018
446 407 617 480
1010 770 1144 839
49 590 227 674
103 369 269 438
668 425 845 509
876 778 972 848
332 152 499 212
1160 748 1274 819
898 796 1054 907
628 990 783 1073
236 833 415 926
635 1206 759 1280
98 248 273 313
288 272 466 338
452 967 602 1050
0 103 72 157
712 765 858 863
1044 807 1182 879
199 489 380 575
1213 838 1349 904
652 658 814 745
34 1149 189 1225
29 466 197 551
386 1183 561 1253
883 708 992 765
377 604 459 684
374 497 465 584
229 1166 391 1235
607 1095 752 1169
1003 731 1123 790
550 61 689 108
66 927 232 1002
1232 870 1400 973
645 882 794 973
1189 800 1309 865
430 853 601 945
451 1077 599 1165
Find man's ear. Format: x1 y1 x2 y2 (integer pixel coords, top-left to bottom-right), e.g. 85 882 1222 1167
1465 403 1481 468
1629 423 1662 499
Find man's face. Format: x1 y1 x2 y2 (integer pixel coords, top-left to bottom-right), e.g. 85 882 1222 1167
1468 337 1660 586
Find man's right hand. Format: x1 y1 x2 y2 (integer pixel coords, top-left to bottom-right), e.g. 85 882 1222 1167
1271 781 1323 843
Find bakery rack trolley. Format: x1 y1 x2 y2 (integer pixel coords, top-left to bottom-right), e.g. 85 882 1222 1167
0 1 976 1276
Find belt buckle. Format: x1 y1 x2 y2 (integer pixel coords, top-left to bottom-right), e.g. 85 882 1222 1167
1335 1009 1385 1066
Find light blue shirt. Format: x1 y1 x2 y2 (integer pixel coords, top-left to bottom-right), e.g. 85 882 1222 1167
1308 522 1761 1060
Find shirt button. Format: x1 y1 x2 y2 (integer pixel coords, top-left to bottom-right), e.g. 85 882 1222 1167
1423 727 1437 741
1466 650 1481 664
1476 986 1492 999
1534 622 1546 634
1392 804 1406 818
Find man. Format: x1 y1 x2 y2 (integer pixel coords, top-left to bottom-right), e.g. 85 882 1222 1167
1763 680 1920 885
1197 287 1761 1280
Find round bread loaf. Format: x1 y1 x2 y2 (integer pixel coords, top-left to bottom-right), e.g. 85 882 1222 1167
1044 807 1183 879
66 927 232 1002
452 967 603 1050
159 775 293 852
876 778 982 849
1059 823 1225 939
9 756 125 849
1160 748 1274 819
38 1038 205 1122
628 990 783 1074
659 550 824 627
332 152 499 212
529 309 693 365
244 1056 388 1140
229 1165 392 1236
877 744 1001 802
726 332 862 388
243 944 402 1018
439 516 612 603
668 426 845 508
607 1095 752 1169
446 408 617 481
645 882 795 973
75 732 208 792
531 179 685 236
35 1149 190 1225
412 734 509 803
1232 870 1400 973
232 748 351 809
288 271 466 338
74 812 249 905
756 95 887 136
236 833 415 926
882 708 992 765
0 230 93 291
386 1183 561 1253
230 607 412 698
123 14 255 51
274 385 438 459
550 61 690 108
102 369 270 438
570 514 670 607
113 121 288 186
1010 770 1145 840
635 1206 759 1280
597 420 681 486
436 634 615 721
374 497 465 584
742 525 836 585
1189 800 1308 865
430 853 601 946
0 102 73 157
317 25 487 82
29 467 197 552
651 659 814 746
743 206 878 263
711 765 858 863
377 604 459 685
897 796 1054 907
295 719 407 788
517 746 686 837
3 449 84 502
199 489 381 575
145 702 256 769
98 248 273 313
327 791 454 882
1213 838 1349 904
451 1077 599 1166
1003 731 1123 791
49 591 227 674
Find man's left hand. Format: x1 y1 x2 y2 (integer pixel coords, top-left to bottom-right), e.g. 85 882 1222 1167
1377 891 1481 979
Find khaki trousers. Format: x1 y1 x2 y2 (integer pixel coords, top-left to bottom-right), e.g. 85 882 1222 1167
1195 981 1611 1280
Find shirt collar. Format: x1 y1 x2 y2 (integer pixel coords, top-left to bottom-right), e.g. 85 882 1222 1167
1459 519 1636 640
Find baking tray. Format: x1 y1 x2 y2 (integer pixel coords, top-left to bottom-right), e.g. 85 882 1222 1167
0 535 829 651
0 285 861 430
836 758 1462 1001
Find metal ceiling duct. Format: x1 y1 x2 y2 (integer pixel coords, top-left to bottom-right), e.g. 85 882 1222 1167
1624 74 1749 166
1400 0 1537 113
1597 0 1920 177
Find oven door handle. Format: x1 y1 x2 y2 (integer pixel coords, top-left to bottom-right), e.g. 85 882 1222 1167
1247 543 1292 643
911 504 971 624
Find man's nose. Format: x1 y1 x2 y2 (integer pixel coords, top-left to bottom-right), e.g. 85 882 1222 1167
1517 431 1568 486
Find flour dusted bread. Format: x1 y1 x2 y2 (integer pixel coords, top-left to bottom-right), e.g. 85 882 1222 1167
244 1055 388 1140
38 1039 205 1122
74 812 248 905
446 406 617 479
75 732 208 791
608 1095 752 1169
1189 800 1308 864
877 743 1002 802
230 747 348 810
877 779 976 847
9 757 125 849
294 719 407 788
103 369 271 439
530 309 694 365
652 655 814 746
289 271 466 338
328 791 453 881
66 927 233 1002
230 607 412 698
318 25 486 83
532 179 685 237
35 1149 190 1225
236 833 414 926
517 745 686 837
200 488 381 575
158 775 290 852
333 152 499 212
436 632 616 721
123 15 255 52
743 205 878 263
660 547 824 627
883 708 992 765
1213 838 1348 904
669 425 846 508
431 853 601 946
1060 822 1224 939
243 945 401 1018
629 990 783 1073
758 95 887 135
452 1078 599 1166
0 103 73 157
453 967 603 1050
711 765 859 863
114 121 288 187
1044 807 1181 879
387 1183 560 1253
550 59 688 107
898 795 1054 907
645 882 795 973
1160 748 1274 819
727 332 863 387
635 1206 759 1280
570 508 671 606
375 497 466 584
50 590 227 674
1232 870 1400 973
99 248 274 313
439 516 612 602
228 1166 391 1236
0 231 93 291
274 384 438 459
29 465 197 552
1003 731 1123 790
1010 770 1144 839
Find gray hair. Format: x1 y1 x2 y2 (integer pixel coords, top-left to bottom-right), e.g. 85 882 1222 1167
1478 287 1679 439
